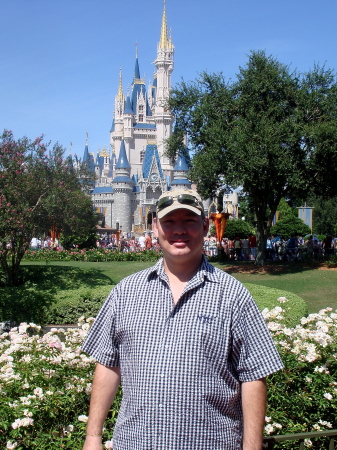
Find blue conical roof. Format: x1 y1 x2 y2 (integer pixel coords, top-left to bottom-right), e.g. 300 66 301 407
115 140 131 169
124 95 133 114
174 151 190 171
82 144 95 172
82 144 90 163
134 57 140 80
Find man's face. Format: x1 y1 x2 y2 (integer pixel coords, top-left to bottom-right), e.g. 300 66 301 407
153 208 209 262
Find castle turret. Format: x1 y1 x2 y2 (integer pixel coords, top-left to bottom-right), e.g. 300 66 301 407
82 135 95 173
171 151 191 188
111 140 134 232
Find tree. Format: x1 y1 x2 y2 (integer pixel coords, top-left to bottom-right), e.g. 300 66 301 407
276 198 298 221
166 51 337 263
223 219 255 239
270 216 311 240
0 130 97 286
306 194 337 236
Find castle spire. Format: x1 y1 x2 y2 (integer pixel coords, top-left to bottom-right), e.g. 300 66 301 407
159 0 169 49
134 48 141 80
117 67 123 100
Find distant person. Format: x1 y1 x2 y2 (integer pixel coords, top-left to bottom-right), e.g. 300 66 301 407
249 234 257 259
145 232 152 250
241 236 250 260
323 235 333 257
30 237 38 250
234 236 242 260
138 233 146 249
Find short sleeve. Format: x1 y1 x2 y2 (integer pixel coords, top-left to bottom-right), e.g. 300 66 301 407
81 288 120 367
231 285 284 382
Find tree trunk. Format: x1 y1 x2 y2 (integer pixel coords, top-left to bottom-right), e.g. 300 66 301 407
1 236 27 286
256 227 267 265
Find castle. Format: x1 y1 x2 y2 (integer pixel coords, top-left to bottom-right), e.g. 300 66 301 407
82 3 191 235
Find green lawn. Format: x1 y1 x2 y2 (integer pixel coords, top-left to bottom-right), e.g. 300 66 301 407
21 260 337 315
212 261 337 314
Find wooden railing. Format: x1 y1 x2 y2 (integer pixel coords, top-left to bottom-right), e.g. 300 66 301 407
264 429 337 449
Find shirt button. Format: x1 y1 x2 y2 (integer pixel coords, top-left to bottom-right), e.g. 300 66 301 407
160 373 165 377
159 403 163 407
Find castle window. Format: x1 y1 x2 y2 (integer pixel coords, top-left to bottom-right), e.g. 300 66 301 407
138 105 144 122
140 148 145 163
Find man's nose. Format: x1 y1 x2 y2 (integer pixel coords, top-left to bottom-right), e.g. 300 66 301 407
173 221 186 234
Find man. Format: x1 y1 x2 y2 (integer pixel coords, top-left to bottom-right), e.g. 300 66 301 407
145 232 152 250
82 188 283 450
249 234 257 260
138 232 146 250
241 236 250 260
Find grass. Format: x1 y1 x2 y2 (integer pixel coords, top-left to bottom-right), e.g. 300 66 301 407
244 283 307 327
1 260 334 324
212 261 337 314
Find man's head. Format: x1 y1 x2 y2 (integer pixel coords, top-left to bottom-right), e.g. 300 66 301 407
156 188 204 220
153 189 208 266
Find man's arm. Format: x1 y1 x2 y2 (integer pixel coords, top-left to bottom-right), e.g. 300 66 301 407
82 363 121 450
241 377 267 450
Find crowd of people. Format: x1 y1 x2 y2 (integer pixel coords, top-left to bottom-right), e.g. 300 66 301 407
203 234 337 261
95 232 160 252
30 231 337 262
29 236 59 250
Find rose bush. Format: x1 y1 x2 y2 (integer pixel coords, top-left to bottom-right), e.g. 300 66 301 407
1 304 336 449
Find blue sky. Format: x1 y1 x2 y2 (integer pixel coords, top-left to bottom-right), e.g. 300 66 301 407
1 0 336 159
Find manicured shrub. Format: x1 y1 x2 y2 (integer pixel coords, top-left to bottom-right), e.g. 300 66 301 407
22 249 162 263
0 265 114 325
245 284 308 327
43 286 113 324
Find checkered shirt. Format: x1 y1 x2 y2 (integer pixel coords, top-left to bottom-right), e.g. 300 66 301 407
82 256 283 450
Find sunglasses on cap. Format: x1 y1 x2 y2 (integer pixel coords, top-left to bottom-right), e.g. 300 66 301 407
156 194 203 212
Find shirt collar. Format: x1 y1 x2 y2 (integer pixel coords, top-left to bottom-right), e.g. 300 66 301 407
148 255 219 285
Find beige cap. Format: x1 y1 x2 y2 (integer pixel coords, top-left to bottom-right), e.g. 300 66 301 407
156 188 204 219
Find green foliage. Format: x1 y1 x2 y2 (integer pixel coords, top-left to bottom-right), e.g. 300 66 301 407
244 283 307 327
0 265 114 324
22 248 162 262
306 194 337 236
277 198 298 221
224 219 255 238
327 253 337 267
43 286 113 324
270 215 311 239
0 130 97 286
167 51 337 264
264 307 337 449
238 192 255 224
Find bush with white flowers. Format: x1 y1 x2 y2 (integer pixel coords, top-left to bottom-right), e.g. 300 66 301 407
1 303 336 449
263 302 337 449
0 318 121 449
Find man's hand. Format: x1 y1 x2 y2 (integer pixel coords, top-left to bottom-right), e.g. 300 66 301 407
82 364 120 450
82 435 104 450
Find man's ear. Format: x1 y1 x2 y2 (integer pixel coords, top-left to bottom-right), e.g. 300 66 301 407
153 218 159 238
203 217 209 237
